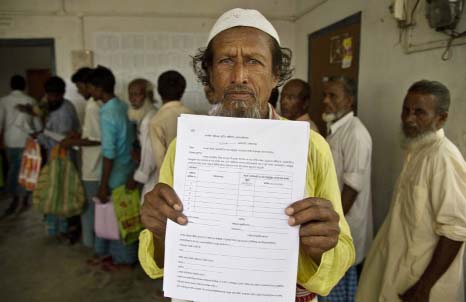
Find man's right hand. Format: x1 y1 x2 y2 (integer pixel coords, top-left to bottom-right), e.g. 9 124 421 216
30 130 42 139
141 183 187 240
97 185 110 204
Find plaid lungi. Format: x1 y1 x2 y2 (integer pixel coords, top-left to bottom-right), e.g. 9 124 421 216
318 266 357 302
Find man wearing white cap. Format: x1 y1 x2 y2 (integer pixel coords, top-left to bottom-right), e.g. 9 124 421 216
138 8 355 302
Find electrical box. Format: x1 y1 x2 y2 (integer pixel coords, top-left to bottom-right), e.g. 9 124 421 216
426 0 464 29
401 0 466 53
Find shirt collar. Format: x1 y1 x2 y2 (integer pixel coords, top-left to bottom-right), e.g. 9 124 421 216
329 111 354 135
10 90 24 96
160 100 182 110
100 97 119 111
268 103 281 120
296 113 310 121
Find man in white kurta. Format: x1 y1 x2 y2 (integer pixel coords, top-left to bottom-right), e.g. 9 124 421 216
0 75 41 214
131 105 157 203
127 78 158 204
327 111 373 266
320 76 372 302
356 80 466 302
62 67 102 249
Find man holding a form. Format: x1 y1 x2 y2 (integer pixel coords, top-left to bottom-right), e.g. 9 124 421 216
139 8 355 302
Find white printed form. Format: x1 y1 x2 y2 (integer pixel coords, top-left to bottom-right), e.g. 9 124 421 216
164 114 310 302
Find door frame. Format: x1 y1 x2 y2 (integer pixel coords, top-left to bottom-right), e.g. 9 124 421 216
0 38 56 74
307 11 362 114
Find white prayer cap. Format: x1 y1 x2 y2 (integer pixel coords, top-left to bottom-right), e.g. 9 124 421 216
207 8 280 46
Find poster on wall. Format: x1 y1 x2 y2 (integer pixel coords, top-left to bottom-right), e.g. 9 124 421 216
329 35 343 64
329 33 353 69
341 37 353 69
93 32 210 114
71 50 93 72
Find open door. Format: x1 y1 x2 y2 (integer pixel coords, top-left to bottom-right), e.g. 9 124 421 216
308 12 362 135
26 69 52 101
0 38 55 99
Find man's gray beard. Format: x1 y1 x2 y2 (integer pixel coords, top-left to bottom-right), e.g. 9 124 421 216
322 111 346 132
400 126 438 150
128 98 154 123
209 99 262 119
322 111 346 123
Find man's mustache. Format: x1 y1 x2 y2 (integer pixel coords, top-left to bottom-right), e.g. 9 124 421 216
223 85 255 97
403 123 418 130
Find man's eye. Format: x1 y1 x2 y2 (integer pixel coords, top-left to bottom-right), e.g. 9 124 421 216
247 59 261 65
219 58 233 64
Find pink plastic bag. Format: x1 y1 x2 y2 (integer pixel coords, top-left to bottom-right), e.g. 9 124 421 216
93 197 120 240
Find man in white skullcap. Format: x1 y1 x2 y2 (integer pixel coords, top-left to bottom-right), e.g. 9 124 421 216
138 8 355 302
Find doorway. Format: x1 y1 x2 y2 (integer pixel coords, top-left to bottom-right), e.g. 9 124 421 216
0 38 55 100
308 12 362 135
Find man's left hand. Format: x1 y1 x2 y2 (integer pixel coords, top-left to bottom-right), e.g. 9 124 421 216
286 197 340 264
399 282 431 302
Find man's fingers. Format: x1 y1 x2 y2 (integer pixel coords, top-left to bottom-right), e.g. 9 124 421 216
157 183 183 211
286 197 332 216
288 205 339 226
158 199 187 225
300 235 338 251
142 183 187 226
299 221 340 237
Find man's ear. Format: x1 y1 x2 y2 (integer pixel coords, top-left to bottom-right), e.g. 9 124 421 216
436 111 448 128
302 98 309 111
271 68 280 88
345 95 355 111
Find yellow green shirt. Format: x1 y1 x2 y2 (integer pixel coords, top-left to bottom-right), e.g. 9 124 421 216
138 129 355 296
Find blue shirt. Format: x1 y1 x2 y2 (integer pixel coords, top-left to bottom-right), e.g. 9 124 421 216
99 97 135 189
38 99 80 160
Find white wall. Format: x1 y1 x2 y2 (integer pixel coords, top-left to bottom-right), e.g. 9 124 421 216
84 15 294 112
0 14 81 81
294 0 466 231
0 0 296 17
0 0 295 111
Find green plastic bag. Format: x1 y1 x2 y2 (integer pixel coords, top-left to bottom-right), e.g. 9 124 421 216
112 185 144 245
33 145 85 217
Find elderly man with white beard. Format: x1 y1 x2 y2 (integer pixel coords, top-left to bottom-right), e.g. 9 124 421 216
126 79 158 201
356 80 466 302
138 8 355 302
